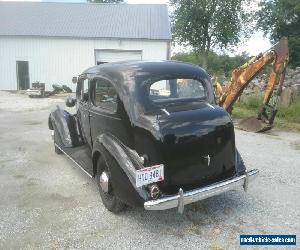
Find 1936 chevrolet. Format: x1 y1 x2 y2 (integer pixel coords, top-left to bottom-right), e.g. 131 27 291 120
48 61 259 213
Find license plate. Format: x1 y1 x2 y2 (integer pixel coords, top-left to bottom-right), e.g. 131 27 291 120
136 164 164 187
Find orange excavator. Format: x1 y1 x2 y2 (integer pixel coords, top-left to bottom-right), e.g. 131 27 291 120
216 37 289 132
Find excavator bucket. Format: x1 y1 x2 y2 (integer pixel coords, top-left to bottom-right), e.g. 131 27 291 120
238 117 273 133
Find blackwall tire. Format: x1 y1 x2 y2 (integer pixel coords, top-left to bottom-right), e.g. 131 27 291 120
96 157 125 213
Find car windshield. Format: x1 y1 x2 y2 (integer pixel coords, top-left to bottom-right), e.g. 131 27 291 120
149 78 207 104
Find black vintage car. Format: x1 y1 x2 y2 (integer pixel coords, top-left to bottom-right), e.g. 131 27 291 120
48 61 259 213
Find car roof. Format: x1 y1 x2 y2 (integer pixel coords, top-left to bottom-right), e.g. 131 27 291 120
83 60 208 83
82 60 214 130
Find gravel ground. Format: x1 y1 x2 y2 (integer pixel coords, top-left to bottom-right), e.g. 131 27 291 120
0 91 299 249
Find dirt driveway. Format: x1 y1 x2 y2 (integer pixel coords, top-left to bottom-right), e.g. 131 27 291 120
0 91 299 249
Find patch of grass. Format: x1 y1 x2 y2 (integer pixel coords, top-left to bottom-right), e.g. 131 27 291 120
232 94 300 132
232 94 263 118
232 106 256 119
274 119 300 131
240 94 263 110
276 96 300 123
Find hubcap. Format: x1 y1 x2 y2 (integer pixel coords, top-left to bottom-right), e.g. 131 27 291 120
99 171 109 193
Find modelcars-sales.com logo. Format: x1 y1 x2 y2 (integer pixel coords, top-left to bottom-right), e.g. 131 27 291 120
240 235 296 245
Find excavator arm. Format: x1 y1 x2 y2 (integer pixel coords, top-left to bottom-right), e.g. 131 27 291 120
218 37 289 132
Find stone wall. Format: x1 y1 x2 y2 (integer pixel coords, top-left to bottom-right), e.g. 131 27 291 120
242 67 300 107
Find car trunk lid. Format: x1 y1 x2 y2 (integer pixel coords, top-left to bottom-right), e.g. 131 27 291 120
157 102 236 193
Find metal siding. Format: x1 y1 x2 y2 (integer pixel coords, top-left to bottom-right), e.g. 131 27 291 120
0 2 172 40
0 37 168 91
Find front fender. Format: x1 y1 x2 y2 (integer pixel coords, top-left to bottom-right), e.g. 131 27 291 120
93 133 149 207
49 106 83 147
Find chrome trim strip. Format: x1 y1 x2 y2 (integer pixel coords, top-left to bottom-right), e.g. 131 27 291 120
89 110 121 120
54 143 93 178
207 103 215 110
144 169 259 211
161 108 170 116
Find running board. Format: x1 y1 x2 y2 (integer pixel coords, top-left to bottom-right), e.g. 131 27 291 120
55 143 93 178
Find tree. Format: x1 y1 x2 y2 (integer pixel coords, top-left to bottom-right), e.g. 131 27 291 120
172 51 249 78
87 0 123 3
256 0 300 68
170 0 250 69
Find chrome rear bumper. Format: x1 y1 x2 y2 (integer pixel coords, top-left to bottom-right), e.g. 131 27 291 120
144 169 259 213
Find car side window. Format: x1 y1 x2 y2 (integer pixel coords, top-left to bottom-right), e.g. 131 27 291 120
93 78 117 112
81 79 89 102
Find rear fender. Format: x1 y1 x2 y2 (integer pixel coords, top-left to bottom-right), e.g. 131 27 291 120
93 133 149 207
235 148 246 175
49 106 83 147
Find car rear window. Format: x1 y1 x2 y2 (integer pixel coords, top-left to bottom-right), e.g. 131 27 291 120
149 78 207 103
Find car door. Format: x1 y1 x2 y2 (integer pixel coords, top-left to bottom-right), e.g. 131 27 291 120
89 77 131 146
77 77 92 147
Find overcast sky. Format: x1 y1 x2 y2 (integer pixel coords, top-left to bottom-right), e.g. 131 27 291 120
2 0 272 56
126 0 272 56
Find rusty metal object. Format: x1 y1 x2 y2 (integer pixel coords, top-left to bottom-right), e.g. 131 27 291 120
238 117 273 133
213 78 223 103
218 37 289 132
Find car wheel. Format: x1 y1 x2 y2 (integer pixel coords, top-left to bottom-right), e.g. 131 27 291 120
96 157 125 213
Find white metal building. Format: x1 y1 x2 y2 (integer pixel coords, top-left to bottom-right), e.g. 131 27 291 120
0 2 171 91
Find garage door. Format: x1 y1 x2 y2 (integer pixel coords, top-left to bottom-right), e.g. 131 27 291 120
95 50 142 64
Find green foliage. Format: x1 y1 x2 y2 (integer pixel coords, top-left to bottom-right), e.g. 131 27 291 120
87 0 123 3
232 94 300 131
233 94 263 117
170 0 251 68
232 106 257 119
62 85 72 93
232 94 262 119
172 51 248 78
238 94 263 110
171 53 200 67
52 84 63 93
277 96 300 123
256 0 300 67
